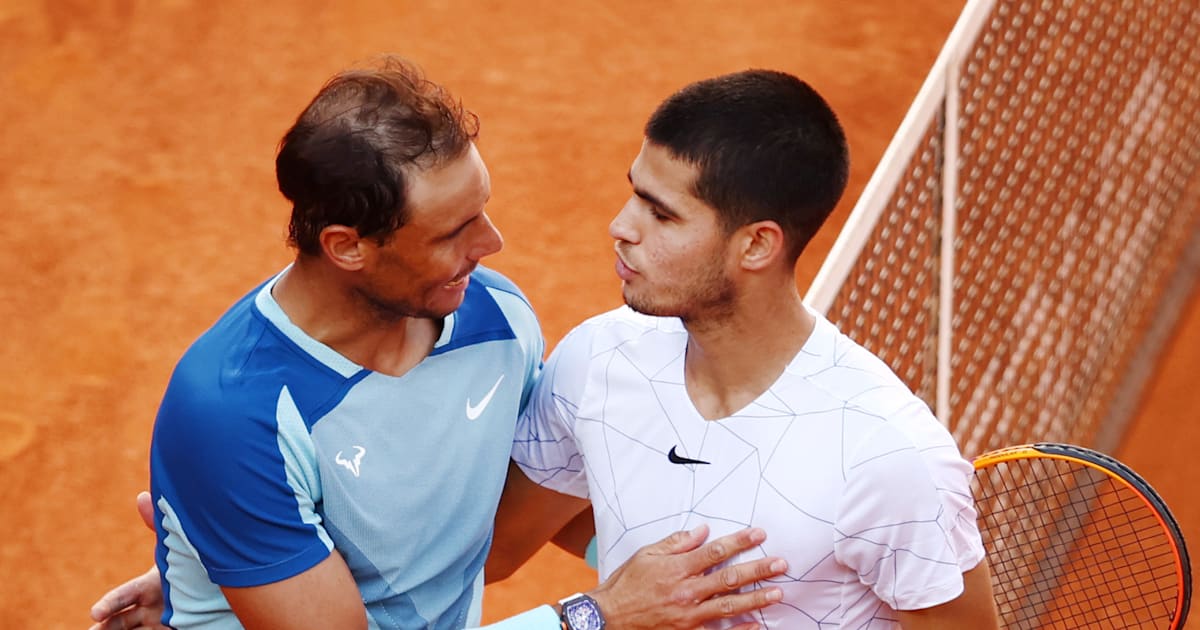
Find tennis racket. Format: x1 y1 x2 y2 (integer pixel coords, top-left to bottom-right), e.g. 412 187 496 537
972 442 1191 629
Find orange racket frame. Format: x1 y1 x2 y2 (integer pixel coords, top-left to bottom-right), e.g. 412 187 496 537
973 443 1191 629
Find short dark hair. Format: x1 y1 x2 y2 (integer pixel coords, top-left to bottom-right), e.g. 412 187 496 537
276 56 480 256
645 69 850 261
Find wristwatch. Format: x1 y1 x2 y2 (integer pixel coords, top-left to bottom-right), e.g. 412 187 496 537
558 592 605 630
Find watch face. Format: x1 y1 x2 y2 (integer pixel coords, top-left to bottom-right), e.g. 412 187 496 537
563 597 604 630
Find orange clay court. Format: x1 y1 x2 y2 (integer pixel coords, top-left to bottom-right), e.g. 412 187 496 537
0 1 1196 627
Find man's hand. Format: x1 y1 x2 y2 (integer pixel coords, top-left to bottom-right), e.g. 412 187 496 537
89 491 166 630
88 565 166 630
587 525 786 630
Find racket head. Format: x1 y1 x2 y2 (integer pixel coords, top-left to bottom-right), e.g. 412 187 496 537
972 442 1191 629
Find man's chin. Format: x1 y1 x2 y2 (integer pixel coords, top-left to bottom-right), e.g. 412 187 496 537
426 299 466 320
401 296 467 321
623 295 671 318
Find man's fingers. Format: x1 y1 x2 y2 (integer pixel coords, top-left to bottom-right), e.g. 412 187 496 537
89 605 162 630
694 555 788 601
90 566 160 621
136 491 154 532
721 557 789 590
89 606 133 630
692 585 784 623
644 523 710 556
683 527 766 574
90 587 137 622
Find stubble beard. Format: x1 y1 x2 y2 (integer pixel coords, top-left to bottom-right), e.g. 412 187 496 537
357 285 456 323
623 265 737 324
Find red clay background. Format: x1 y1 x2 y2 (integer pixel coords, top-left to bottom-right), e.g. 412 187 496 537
1 1 1195 626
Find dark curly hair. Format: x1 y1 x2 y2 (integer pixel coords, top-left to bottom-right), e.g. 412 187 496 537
276 56 480 256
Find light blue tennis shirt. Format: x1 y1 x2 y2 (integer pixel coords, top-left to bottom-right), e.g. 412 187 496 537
150 266 559 629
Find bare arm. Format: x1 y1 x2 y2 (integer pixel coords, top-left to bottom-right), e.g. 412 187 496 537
90 491 367 630
896 558 1000 629
487 460 592 582
550 507 595 559
222 552 367 630
92 541 366 630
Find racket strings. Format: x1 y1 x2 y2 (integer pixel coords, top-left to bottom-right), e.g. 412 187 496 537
973 457 1180 628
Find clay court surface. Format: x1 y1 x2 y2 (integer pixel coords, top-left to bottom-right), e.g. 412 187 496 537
1 1 1196 626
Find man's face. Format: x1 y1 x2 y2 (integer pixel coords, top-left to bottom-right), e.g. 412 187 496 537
358 143 502 320
609 140 735 321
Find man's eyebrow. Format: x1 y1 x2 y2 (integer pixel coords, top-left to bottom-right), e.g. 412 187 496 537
441 218 472 239
435 193 491 240
436 209 481 241
626 169 679 217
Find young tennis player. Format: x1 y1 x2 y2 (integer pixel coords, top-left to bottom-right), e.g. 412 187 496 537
498 69 1001 629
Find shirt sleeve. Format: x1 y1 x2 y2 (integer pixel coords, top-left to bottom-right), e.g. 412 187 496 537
153 382 332 587
510 323 593 498
833 401 985 611
487 282 546 414
474 605 561 629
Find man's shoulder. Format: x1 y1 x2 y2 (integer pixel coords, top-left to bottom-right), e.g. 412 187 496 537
795 313 908 383
785 312 931 417
469 266 531 306
166 280 350 429
463 266 539 329
175 282 269 375
436 267 542 356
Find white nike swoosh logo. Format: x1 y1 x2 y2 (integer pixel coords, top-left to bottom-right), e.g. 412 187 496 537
466 374 505 420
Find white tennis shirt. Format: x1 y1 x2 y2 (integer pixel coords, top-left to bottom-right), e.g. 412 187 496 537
513 306 985 629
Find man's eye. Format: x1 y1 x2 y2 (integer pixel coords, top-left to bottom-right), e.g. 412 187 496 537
648 207 669 221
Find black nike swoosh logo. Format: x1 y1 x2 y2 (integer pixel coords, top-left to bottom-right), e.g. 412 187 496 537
667 445 711 465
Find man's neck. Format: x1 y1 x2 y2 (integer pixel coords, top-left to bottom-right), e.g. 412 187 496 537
271 259 439 377
682 285 814 421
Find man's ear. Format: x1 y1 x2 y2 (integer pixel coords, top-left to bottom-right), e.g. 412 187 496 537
737 220 786 271
319 225 368 271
